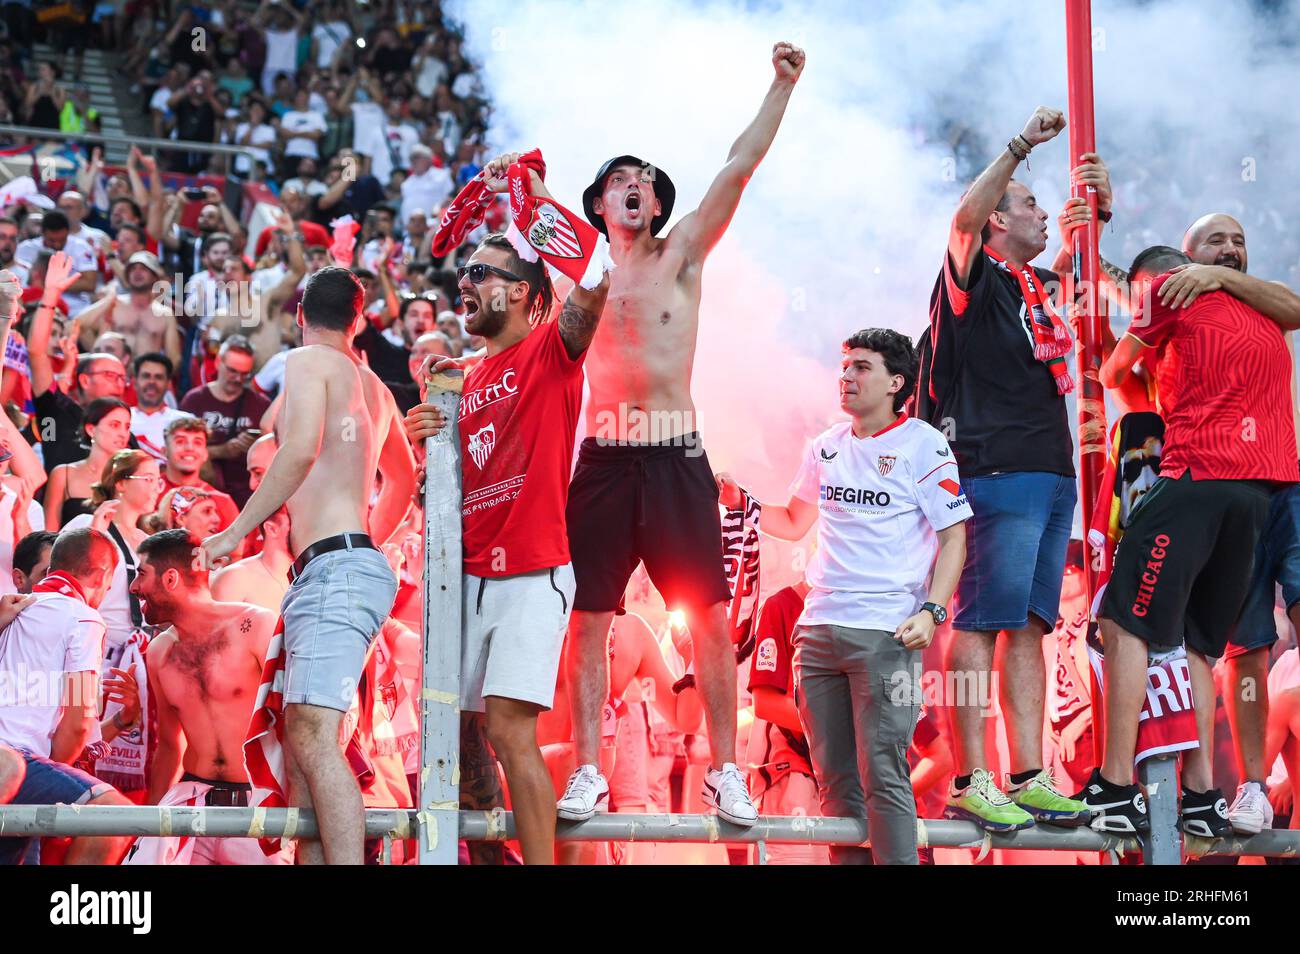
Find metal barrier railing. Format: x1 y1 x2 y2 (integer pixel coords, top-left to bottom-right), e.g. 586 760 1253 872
0 124 261 160
2 805 1297 860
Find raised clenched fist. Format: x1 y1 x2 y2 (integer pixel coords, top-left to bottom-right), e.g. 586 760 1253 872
1020 106 1066 147
772 42 806 83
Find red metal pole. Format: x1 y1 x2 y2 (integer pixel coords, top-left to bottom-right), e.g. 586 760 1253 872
1064 0 1109 772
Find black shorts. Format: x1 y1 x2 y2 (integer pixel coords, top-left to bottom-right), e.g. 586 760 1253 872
1099 472 1272 657
566 434 732 614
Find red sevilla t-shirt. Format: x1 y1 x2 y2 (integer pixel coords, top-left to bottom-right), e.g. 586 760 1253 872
1131 274 1298 483
459 321 583 577
746 585 814 793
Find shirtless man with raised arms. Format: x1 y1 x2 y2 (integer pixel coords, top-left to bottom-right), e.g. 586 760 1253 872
201 265 416 865
557 41 805 826
126 529 289 865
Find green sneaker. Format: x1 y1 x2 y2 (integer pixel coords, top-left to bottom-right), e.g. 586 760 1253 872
944 768 1034 832
1006 769 1091 827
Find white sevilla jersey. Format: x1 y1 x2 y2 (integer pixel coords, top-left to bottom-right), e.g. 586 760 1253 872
790 414 972 631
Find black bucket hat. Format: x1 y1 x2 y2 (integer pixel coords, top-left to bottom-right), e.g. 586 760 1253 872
582 155 676 237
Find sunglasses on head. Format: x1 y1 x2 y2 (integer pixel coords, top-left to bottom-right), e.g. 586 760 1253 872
456 262 524 285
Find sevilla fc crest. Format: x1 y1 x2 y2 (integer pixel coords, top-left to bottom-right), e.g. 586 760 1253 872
877 455 897 476
526 202 582 259
467 423 497 470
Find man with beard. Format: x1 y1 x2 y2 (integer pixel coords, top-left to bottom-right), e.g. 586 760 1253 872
402 157 610 861
76 252 182 368
129 353 186 463
557 42 805 828
1097 214 1300 836
163 188 245 284
124 529 290 865
0 217 18 276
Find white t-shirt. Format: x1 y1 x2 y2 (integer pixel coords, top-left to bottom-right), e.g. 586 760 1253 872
254 348 288 397
790 415 972 631
351 101 385 159
15 235 98 317
281 109 328 160
73 224 110 253
369 123 419 183
451 72 482 101
131 405 187 462
283 175 327 197
0 592 106 756
312 21 351 69
62 513 138 653
183 269 225 330
251 263 287 298
263 28 299 81
149 85 173 117
414 55 448 98
233 121 277 174
400 164 453 225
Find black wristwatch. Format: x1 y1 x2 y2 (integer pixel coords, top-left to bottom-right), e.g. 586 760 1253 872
921 602 948 625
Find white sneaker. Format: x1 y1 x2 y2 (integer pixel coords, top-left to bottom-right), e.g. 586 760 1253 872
1227 780 1273 835
556 764 608 821
703 762 758 827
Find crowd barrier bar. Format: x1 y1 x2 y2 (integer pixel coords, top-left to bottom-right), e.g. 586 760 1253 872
2 806 1297 861
0 124 261 161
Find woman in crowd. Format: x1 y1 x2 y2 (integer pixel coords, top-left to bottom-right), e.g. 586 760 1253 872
62 449 162 649
43 397 132 531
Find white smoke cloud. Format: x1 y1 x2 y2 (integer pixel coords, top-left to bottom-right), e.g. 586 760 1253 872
446 0 1300 511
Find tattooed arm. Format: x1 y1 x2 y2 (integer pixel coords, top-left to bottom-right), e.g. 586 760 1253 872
557 275 610 360
458 712 505 865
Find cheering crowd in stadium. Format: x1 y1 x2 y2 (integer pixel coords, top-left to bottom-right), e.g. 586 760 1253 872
0 1 1297 867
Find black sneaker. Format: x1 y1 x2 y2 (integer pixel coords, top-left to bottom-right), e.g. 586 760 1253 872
1180 787 1231 839
1076 768 1150 834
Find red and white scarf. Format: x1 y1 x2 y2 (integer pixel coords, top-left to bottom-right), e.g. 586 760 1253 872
721 487 763 651
984 245 1074 394
432 148 614 308
242 615 395 854
243 617 290 855
32 571 88 601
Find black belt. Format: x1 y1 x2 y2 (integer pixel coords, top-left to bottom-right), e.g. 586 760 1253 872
181 773 251 807
289 532 379 582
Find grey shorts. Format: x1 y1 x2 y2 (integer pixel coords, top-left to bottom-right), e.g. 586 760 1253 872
281 545 398 712
461 564 575 712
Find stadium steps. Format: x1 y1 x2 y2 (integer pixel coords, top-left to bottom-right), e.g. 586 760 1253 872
31 42 133 165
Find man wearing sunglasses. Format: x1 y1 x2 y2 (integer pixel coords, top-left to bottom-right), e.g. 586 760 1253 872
558 41 805 827
180 335 271 508
403 161 611 861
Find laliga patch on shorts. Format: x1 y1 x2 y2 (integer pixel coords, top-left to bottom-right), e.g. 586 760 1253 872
756 637 778 672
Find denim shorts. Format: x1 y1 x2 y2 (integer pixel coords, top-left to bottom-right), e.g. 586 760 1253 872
954 471 1077 633
0 752 113 865
1228 482 1300 658
281 545 398 712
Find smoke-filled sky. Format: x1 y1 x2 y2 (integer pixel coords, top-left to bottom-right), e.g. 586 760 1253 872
447 0 1300 506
